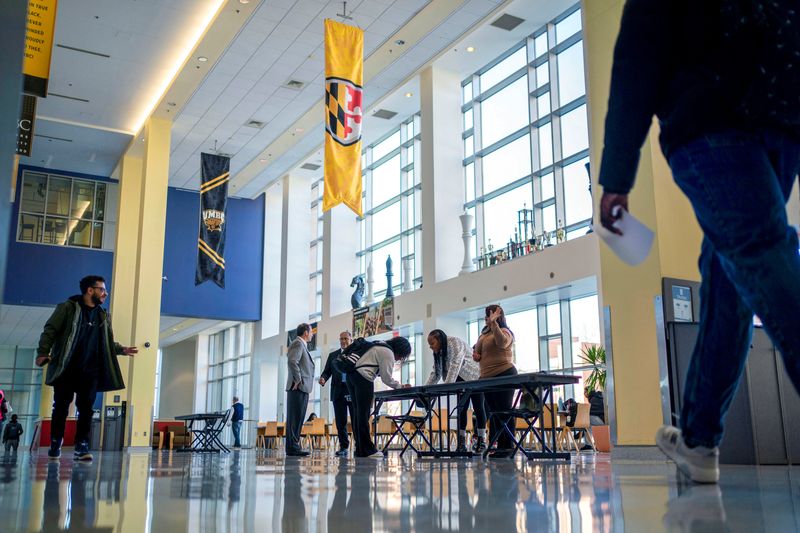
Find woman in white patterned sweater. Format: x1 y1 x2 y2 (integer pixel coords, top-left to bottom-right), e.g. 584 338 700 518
426 330 487 453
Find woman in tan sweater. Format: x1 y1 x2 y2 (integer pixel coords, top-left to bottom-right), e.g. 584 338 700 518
473 304 517 458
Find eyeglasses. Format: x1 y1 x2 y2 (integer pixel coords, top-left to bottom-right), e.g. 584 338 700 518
91 286 109 294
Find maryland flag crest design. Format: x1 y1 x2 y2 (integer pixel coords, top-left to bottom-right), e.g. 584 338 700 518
323 19 364 216
196 152 229 288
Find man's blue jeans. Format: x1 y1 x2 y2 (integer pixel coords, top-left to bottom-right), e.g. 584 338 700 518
667 129 800 448
232 420 242 447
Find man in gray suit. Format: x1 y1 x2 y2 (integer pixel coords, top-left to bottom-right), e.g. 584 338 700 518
285 323 315 456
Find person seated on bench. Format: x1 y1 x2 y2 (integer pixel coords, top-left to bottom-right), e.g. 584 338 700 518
426 329 486 453
473 304 518 459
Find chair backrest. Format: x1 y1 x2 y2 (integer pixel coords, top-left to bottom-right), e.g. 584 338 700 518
430 408 450 432
265 421 278 437
215 409 232 431
376 416 394 435
541 405 556 429
573 403 591 429
310 417 327 436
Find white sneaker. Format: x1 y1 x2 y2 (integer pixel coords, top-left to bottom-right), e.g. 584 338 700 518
656 425 719 484
367 451 385 459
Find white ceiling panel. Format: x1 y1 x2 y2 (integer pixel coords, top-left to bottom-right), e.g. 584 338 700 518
0 305 54 348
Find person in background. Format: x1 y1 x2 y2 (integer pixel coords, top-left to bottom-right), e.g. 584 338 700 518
0 389 7 441
473 304 517 459
320 331 355 457
231 396 244 448
599 0 800 484
585 388 605 426
285 323 315 457
35 275 138 461
347 337 412 458
426 330 486 453
306 412 318 422
2 414 23 455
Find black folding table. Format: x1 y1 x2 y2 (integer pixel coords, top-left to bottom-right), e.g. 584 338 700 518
175 413 228 453
373 372 579 461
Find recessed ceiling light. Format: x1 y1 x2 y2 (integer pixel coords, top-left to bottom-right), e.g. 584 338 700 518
259 158 268 163
466 46 475 52
197 56 208 62
404 92 413 98
238 0 250 3
295 127 304 133
166 102 177 107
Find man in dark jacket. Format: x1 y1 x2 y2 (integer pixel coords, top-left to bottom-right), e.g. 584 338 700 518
3 414 23 454
231 396 244 448
319 331 354 457
35 275 138 461
599 1 800 483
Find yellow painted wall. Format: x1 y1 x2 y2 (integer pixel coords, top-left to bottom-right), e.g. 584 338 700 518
583 0 702 444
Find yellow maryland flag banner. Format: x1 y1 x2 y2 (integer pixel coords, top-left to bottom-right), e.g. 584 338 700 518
323 19 364 216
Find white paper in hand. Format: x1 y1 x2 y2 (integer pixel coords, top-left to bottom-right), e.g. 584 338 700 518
592 206 654 266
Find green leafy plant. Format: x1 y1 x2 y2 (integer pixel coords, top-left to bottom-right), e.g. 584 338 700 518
577 344 606 392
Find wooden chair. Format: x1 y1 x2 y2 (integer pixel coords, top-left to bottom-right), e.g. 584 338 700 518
264 421 279 449
151 429 165 450
559 403 595 453
255 422 267 449
373 416 395 449
302 418 328 450
169 425 192 450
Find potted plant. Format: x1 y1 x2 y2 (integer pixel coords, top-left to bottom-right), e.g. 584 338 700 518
577 345 611 452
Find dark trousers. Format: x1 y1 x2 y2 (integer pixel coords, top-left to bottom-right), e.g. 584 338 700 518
346 372 377 457
668 129 800 448
331 397 354 450
456 377 486 432
286 389 308 453
51 380 98 444
483 367 518 450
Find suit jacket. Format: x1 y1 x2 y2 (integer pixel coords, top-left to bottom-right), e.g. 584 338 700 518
286 338 315 394
321 349 348 402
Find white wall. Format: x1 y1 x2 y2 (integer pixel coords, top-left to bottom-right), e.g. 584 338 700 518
158 337 197 419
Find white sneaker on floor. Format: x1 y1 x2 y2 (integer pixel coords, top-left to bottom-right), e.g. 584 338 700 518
656 425 719 484
367 451 385 459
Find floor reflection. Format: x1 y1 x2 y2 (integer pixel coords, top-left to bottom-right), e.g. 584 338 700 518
0 449 798 532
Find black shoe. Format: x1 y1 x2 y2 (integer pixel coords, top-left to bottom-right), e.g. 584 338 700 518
580 444 593 451
488 449 514 459
472 436 487 453
74 441 93 461
286 450 310 457
48 439 62 461
335 448 349 457
456 435 468 453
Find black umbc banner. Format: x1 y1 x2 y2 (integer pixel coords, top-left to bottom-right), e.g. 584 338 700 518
196 153 230 288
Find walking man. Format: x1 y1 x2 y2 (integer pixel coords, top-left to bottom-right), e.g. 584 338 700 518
320 331 355 457
599 0 800 483
285 323 315 457
35 275 138 461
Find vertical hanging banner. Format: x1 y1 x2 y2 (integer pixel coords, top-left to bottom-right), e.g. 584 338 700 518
323 19 364 217
196 153 229 288
16 95 37 156
23 0 58 97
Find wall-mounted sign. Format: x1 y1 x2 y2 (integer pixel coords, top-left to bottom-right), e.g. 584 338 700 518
672 285 693 322
23 0 58 97
16 94 36 156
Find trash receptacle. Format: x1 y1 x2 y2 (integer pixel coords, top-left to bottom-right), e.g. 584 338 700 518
102 402 127 451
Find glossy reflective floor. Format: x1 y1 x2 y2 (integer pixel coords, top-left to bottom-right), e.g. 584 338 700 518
0 448 798 532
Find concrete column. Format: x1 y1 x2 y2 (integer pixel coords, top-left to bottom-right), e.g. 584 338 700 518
279 173 312 332
420 66 466 286
583 0 703 445
0 1 26 300
261 182 284 339
107 117 171 447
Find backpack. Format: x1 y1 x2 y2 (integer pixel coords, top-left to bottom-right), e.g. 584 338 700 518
717 0 800 125
335 338 389 374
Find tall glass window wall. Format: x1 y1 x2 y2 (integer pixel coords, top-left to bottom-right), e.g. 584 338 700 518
0 346 42 428
463 4 592 261
358 115 422 297
309 180 323 321
468 293 601 403
207 324 253 420
17 170 113 249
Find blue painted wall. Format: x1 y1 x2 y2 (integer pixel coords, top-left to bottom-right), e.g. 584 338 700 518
5 165 265 323
4 165 114 307
160 188 264 321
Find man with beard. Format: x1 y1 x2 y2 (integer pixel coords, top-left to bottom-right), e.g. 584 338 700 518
36 275 138 461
